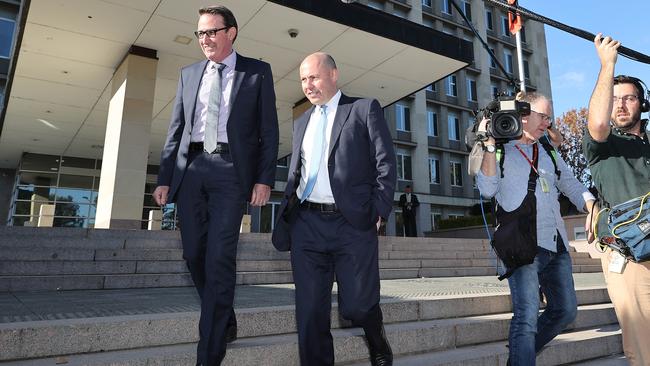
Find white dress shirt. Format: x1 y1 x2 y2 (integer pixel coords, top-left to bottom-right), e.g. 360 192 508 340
191 50 237 143
296 90 342 204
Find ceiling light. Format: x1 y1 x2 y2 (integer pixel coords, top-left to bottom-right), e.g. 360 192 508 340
37 119 60 130
174 35 192 45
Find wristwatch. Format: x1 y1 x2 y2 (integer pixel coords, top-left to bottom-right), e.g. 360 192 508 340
483 144 496 153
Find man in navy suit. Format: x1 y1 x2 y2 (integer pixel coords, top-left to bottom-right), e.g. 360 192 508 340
153 5 278 365
272 53 396 366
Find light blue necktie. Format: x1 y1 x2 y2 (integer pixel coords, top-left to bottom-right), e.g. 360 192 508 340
204 63 226 153
301 105 328 202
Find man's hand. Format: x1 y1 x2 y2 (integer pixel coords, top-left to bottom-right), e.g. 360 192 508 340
585 201 600 244
153 186 170 206
250 184 271 206
594 33 620 67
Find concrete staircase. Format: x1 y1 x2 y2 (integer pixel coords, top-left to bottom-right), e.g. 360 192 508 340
0 227 602 292
0 287 621 365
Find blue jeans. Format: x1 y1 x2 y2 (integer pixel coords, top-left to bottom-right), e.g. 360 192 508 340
507 247 578 365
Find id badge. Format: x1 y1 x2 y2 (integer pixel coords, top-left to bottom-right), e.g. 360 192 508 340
608 251 627 274
539 177 550 193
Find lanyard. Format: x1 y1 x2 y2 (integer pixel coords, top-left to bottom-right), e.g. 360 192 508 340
514 143 539 175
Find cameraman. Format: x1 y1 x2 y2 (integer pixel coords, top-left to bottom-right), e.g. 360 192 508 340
476 92 597 365
584 33 650 366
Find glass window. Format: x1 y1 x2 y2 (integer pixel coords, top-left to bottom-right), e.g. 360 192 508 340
446 75 457 97
12 216 32 227
0 18 15 59
58 174 94 190
53 217 88 228
14 201 35 216
18 172 57 187
523 59 530 80
60 156 96 169
15 185 56 201
504 50 513 74
20 153 60 172
448 113 460 141
467 78 477 102
489 48 497 68
422 0 432 7
431 211 442 230
396 148 412 180
450 161 463 186
54 188 94 205
485 9 493 30
395 210 405 237
259 202 280 233
442 0 452 15
491 84 499 98
429 155 440 184
277 155 289 167
396 104 411 131
501 15 509 36
463 1 472 21
427 110 438 136
520 26 527 42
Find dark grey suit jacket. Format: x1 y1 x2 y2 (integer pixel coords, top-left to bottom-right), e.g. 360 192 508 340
272 94 396 251
157 53 279 201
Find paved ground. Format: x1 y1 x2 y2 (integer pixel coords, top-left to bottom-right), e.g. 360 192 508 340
0 273 606 323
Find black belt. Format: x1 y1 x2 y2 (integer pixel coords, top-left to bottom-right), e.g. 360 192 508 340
189 141 229 154
300 201 339 212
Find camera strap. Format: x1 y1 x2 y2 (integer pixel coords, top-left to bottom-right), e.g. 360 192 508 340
514 143 539 176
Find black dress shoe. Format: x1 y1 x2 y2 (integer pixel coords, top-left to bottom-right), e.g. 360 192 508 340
225 323 237 343
365 325 393 366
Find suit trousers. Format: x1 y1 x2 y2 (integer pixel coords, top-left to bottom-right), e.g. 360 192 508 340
177 151 246 366
289 206 383 366
600 250 650 366
403 213 417 237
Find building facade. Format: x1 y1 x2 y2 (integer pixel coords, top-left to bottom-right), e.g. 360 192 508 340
361 0 552 236
0 1 551 236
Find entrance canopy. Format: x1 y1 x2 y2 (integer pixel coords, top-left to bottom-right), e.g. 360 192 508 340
0 0 472 167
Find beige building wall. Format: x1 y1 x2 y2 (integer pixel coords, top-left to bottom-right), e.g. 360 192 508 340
358 0 552 236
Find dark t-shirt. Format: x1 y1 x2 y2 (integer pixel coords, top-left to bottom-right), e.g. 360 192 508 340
583 125 650 208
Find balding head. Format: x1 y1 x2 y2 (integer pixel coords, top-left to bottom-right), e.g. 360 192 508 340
299 52 339 105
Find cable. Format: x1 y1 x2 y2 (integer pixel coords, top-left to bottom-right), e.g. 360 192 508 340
484 0 650 64
449 0 519 89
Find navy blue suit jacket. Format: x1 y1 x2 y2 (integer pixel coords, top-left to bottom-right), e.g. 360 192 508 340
272 94 396 251
157 53 279 201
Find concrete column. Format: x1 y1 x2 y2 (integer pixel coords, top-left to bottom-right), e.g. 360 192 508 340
410 91 432 236
0 169 16 225
95 46 158 229
37 204 55 227
148 209 162 230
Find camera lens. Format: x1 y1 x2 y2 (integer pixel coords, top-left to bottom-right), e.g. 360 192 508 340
494 115 518 135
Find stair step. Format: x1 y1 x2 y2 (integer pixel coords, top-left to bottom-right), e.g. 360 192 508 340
0 308 619 365
0 291 615 362
568 353 627 365
346 325 622 366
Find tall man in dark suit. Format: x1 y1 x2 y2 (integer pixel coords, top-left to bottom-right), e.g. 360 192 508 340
153 5 278 365
272 53 396 366
398 185 419 237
